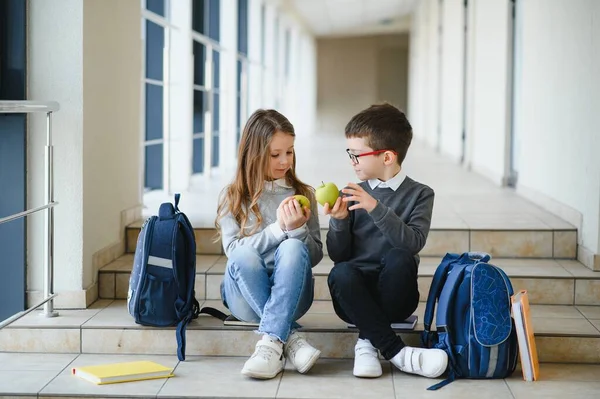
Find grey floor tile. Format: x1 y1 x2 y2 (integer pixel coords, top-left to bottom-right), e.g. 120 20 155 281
507 363 600 382
158 356 280 398
276 359 394 399
506 380 600 399
0 352 77 371
0 370 63 395
393 373 514 399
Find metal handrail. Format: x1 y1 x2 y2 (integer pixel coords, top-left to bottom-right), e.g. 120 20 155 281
0 100 60 327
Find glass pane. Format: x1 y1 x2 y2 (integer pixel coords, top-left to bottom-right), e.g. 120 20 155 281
209 0 220 41
212 134 219 167
237 0 248 55
285 29 291 79
213 92 220 131
146 0 165 16
274 16 279 68
193 90 206 134
193 137 204 174
260 4 266 64
192 0 206 34
145 83 163 140
146 20 164 81
236 59 242 92
193 41 206 87
145 144 163 189
236 93 241 144
213 50 220 89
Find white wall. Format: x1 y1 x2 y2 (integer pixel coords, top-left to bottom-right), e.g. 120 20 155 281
513 0 600 263
82 0 142 289
377 47 409 113
410 0 512 181
407 0 440 146
410 0 600 267
439 0 464 161
316 34 409 135
28 0 141 307
465 0 512 185
28 0 85 304
253 0 316 136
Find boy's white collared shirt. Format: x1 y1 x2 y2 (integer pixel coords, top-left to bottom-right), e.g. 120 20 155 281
368 170 406 192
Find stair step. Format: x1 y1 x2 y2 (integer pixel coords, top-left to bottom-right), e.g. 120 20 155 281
125 222 578 259
1 300 599 364
98 255 600 306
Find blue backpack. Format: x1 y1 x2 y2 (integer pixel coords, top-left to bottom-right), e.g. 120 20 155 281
127 194 199 361
421 252 518 390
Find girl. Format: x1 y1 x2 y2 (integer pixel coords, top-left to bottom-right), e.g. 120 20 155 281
215 109 323 379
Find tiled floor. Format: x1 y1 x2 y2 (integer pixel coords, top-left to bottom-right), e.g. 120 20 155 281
99 255 600 306
2 298 600 362
1 352 600 398
142 135 576 231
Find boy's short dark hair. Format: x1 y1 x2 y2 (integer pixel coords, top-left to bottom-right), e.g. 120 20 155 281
345 103 413 165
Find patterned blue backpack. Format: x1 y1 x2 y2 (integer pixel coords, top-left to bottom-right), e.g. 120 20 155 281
127 194 199 361
421 252 518 390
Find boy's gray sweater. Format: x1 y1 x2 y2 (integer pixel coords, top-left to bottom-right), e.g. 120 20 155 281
219 181 323 268
326 176 434 268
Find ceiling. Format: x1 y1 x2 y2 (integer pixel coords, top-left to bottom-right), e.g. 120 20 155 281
287 0 416 37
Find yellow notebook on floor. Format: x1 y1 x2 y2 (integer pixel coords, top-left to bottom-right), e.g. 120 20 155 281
72 360 174 385
511 290 540 381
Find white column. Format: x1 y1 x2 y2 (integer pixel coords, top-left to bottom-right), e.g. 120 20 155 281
439 0 465 162
464 0 512 184
262 4 276 108
219 0 239 170
248 0 263 115
28 0 142 307
168 0 193 192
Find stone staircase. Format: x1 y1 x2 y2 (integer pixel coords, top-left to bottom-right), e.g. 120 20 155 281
3 223 600 365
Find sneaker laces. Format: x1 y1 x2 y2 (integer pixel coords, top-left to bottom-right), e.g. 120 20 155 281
254 345 276 361
286 334 306 358
252 338 283 362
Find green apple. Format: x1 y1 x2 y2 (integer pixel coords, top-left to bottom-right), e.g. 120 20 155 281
293 195 311 209
315 181 340 207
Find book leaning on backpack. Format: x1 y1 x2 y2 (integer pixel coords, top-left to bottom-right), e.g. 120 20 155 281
421 252 519 390
127 194 200 361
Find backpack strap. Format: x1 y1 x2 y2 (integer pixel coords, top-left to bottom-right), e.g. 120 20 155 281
422 253 461 347
175 296 201 361
435 264 470 380
174 210 198 361
199 306 229 321
174 193 181 211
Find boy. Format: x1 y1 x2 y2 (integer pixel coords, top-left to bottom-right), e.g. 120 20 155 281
324 103 448 379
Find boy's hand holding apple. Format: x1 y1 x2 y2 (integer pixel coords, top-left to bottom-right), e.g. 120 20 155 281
316 181 349 220
323 197 349 220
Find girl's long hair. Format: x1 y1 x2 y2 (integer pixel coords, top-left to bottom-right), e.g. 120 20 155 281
215 109 313 237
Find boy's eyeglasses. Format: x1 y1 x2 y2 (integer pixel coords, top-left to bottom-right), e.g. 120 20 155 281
346 149 398 164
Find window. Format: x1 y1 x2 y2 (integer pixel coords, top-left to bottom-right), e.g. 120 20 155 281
143 14 166 189
192 0 220 173
237 0 249 145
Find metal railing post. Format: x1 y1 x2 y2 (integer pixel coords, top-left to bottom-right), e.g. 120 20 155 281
0 100 60 327
43 111 58 317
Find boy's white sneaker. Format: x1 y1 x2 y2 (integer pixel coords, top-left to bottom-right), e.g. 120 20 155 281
241 335 285 379
391 346 448 378
284 331 321 374
353 339 382 378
